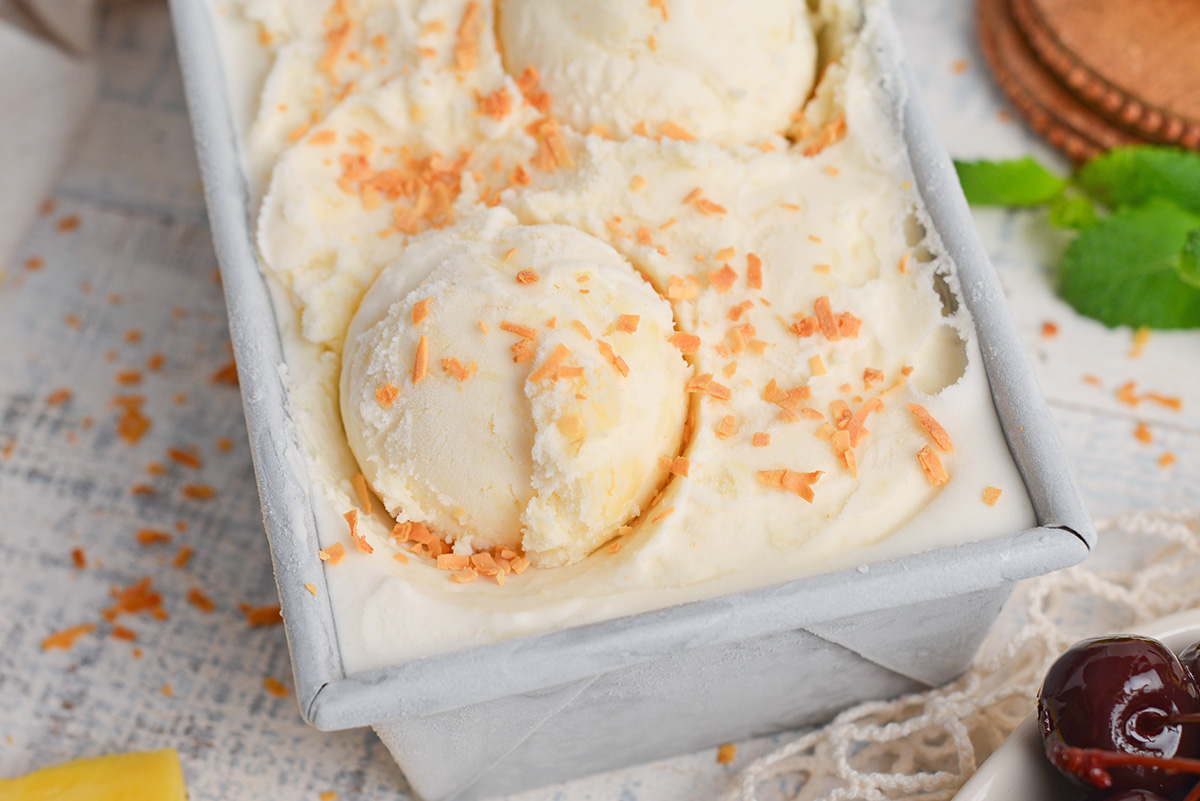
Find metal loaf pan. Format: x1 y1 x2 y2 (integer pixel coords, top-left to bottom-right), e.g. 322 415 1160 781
168 0 1095 798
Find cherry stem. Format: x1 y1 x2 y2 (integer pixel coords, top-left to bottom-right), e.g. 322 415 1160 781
1166 714 1200 726
1050 745 1200 789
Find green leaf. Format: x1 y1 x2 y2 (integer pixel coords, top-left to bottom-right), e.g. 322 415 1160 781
954 157 1067 206
1076 145 1200 215
1057 198 1200 329
1047 193 1098 230
1179 230 1200 290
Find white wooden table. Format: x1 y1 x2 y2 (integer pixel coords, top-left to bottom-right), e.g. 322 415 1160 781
0 1 1195 799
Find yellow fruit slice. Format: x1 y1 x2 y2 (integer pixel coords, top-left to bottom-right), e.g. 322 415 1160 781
0 749 186 801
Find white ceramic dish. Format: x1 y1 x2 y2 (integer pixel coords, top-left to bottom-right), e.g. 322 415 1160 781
954 608 1200 801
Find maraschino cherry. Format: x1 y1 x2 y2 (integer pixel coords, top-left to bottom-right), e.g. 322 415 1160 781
1038 635 1200 796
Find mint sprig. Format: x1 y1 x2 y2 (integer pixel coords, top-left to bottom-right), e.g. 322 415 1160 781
954 145 1200 330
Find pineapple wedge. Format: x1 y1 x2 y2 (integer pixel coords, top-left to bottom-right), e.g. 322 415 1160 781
0 749 186 801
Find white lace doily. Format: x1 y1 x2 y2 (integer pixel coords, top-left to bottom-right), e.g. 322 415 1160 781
721 509 1200 801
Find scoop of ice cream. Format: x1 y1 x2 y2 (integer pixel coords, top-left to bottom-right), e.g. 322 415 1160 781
496 0 817 145
340 209 691 567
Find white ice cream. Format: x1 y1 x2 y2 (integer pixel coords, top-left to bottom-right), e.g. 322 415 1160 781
496 0 818 145
340 210 689 566
207 0 1040 671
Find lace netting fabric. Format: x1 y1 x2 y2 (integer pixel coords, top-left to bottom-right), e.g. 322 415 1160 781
721 509 1200 801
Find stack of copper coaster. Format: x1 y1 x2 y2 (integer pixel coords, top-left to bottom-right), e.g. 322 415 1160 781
977 0 1200 160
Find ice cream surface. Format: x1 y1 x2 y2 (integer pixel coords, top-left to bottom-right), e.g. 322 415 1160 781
207 0 1040 670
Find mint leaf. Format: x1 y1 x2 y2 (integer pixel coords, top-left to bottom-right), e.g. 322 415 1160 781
1076 145 1200 215
954 157 1067 206
1057 198 1200 329
1048 193 1098 230
1179 230 1200 290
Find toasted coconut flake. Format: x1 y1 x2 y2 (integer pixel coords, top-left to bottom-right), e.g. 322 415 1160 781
187 588 216 613
568 319 592 340
411 298 433 325
651 506 675 523
345 510 373 554
1146 392 1183 411
42 623 95 651
168 447 202 470
801 114 847 156
781 470 822 501
1040 321 1058 339
441 357 477 381
476 85 513 120
717 743 738 764
319 793 339 801
846 397 883 447
437 553 471 571
530 343 573 382
908 403 953 452
1116 381 1139 406
814 296 838 340
453 1 481 71
752 432 770 447
318 542 346 565
46 387 73 405
659 121 694 141
182 484 216 501
500 321 538 340
630 174 646 191
263 676 289 697
722 361 738 378
708 264 737 293
412 335 429 383
597 340 630 376
103 577 167 622
240 603 283 627
615 314 640 333
863 367 884 389
351 474 372 513
898 251 910 275
658 456 690 477
71 547 87 569
670 332 701 354
808 355 826 376
136 529 171 546
515 64 551 111
111 625 137 641
917 445 949 486
982 486 1002 506
813 264 831 274
715 415 738 439
376 382 400 407
450 567 479 583
830 399 851 428
516 268 539 284
1134 421 1152 444
1159 452 1177 468
173 546 193 569
791 316 819 338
